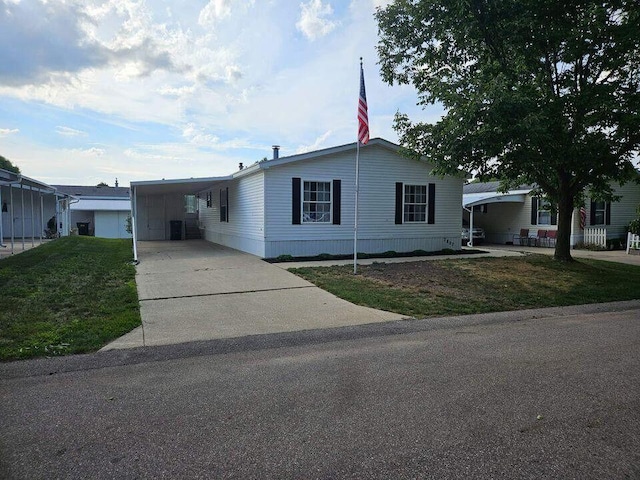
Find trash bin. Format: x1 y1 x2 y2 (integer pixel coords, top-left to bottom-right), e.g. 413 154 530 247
170 220 183 240
76 222 90 236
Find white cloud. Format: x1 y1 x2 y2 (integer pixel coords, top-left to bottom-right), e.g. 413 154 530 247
0 128 19 135
296 0 339 41
73 147 106 157
198 0 233 25
296 130 333 153
56 126 86 137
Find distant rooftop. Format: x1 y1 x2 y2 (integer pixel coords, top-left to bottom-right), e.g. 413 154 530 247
53 185 130 198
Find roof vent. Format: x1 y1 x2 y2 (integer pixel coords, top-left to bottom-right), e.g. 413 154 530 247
239 162 244 170
272 145 280 160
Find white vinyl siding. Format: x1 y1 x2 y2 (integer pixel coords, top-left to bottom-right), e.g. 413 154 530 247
263 144 463 257
198 171 266 257
586 182 640 237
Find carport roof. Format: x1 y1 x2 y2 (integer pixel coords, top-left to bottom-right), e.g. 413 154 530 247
131 176 232 195
463 189 531 208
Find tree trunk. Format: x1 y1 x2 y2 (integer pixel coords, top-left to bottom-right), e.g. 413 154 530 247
554 188 574 262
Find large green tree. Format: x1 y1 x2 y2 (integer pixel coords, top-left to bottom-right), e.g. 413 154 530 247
376 0 640 261
0 155 20 174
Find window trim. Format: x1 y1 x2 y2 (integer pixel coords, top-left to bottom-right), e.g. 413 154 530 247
537 198 553 225
403 184 428 223
301 179 332 224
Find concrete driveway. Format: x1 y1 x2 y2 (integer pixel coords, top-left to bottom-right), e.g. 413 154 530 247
103 241 405 349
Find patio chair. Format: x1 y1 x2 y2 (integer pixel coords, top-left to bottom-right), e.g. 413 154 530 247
513 228 529 246
546 230 557 247
536 229 548 247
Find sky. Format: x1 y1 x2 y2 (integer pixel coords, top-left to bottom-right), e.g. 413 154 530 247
0 0 443 187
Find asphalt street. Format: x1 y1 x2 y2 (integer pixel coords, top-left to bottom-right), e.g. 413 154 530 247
1 302 639 479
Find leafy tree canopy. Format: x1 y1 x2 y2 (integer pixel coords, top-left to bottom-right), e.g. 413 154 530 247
376 0 640 260
0 155 20 174
96 182 109 187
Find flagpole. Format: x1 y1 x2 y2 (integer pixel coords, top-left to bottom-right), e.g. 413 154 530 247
354 56 368 275
354 139 360 274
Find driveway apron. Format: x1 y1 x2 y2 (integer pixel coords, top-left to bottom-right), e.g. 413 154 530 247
103 240 405 349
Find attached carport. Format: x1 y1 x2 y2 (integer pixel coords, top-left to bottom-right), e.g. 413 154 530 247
462 190 529 247
131 176 231 261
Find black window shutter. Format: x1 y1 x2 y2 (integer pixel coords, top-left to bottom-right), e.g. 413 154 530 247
427 183 436 224
395 182 403 224
551 208 557 225
606 202 611 225
219 189 224 222
225 187 229 222
332 180 341 225
531 197 538 225
590 200 596 225
292 178 301 225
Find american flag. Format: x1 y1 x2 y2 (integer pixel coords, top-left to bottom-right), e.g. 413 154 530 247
358 61 369 144
579 206 586 230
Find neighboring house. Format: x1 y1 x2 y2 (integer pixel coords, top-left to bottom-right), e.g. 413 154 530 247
1 168 72 250
463 179 640 246
131 138 464 258
53 185 132 239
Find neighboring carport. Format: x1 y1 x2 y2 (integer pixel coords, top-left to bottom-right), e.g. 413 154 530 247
130 176 231 261
1 169 71 255
462 189 529 247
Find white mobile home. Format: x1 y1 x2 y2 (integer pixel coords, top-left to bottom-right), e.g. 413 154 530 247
463 179 640 246
132 138 464 258
53 185 132 239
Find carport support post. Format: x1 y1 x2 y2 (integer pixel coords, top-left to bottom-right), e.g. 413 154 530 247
21 183 25 251
132 185 138 263
39 192 44 242
30 186 35 247
463 205 474 248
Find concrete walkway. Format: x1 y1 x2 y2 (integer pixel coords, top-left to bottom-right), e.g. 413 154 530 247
102 241 405 350
478 243 640 267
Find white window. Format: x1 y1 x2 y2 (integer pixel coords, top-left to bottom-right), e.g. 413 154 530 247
404 184 427 222
303 181 331 223
537 199 552 225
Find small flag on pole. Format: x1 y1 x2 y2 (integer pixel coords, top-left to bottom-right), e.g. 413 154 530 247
579 206 586 230
358 60 369 145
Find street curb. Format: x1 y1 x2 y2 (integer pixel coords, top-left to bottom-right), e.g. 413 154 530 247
2 299 639 380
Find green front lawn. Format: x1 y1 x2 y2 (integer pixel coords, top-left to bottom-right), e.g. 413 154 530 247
0 237 140 361
290 255 640 318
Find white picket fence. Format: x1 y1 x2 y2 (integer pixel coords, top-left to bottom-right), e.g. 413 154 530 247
583 227 607 247
627 232 640 254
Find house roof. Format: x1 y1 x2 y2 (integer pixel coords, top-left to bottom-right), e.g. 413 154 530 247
54 185 130 198
463 181 535 194
228 138 404 179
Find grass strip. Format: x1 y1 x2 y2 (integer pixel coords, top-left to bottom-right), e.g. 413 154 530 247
0 236 140 361
290 255 640 317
